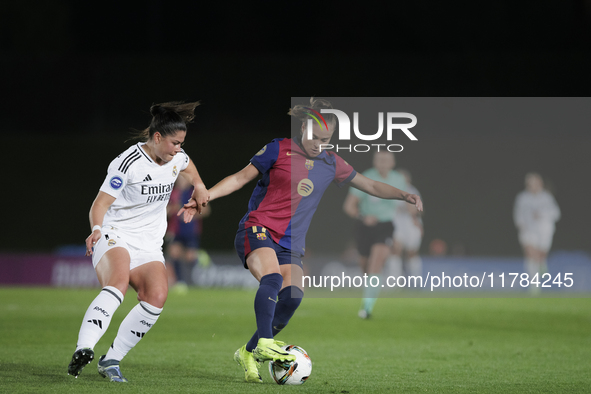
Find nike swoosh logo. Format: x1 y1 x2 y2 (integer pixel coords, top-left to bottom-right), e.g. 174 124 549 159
286 152 293 156
269 348 288 355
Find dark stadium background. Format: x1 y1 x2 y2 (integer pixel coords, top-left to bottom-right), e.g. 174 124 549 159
2 1 590 257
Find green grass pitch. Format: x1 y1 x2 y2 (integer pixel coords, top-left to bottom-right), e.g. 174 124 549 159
1 287 590 393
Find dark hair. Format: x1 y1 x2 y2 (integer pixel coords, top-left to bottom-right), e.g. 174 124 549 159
289 97 337 126
130 101 200 142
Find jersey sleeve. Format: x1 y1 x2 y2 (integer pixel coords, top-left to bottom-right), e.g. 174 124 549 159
544 193 561 223
179 149 190 171
333 153 357 188
98 155 131 199
513 193 527 228
250 139 280 174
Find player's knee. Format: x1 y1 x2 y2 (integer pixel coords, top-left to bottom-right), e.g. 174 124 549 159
137 288 168 308
103 280 129 296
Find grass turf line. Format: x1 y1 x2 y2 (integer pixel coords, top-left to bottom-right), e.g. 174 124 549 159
0 287 590 393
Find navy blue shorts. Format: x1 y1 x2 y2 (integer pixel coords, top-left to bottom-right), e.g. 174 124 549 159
172 233 200 249
234 225 303 269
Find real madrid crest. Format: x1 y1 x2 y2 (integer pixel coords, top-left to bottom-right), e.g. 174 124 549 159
108 239 117 247
172 165 178 177
304 159 314 170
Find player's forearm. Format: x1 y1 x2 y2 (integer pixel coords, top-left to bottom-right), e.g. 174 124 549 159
209 175 245 202
89 201 110 229
181 160 206 190
372 181 408 201
209 164 258 202
88 191 117 230
351 174 407 201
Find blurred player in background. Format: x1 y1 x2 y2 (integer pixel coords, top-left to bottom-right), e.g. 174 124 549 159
387 169 424 280
165 175 211 291
68 101 208 382
513 172 561 292
343 151 406 319
179 98 422 383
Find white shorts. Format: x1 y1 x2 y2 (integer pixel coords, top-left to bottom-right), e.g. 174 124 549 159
519 227 555 253
393 215 422 252
92 227 165 271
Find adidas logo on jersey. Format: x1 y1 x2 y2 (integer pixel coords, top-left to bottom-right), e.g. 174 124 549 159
143 174 152 182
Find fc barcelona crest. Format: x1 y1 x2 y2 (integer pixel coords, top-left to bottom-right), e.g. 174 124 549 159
304 159 314 170
256 233 267 241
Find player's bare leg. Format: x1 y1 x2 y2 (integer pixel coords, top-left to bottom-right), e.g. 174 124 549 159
68 248 129 378
360 243 390 319
97 262 168 382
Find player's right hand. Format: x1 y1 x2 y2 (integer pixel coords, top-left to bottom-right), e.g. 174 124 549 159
405 193 423 212
85 230 101 256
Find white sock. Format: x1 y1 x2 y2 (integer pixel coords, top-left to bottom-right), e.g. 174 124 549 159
76 286 124 350
525 258 539 278
407 256 423 277
385 255 403 278
540 258 548 275
104 301 162 362
362 275 382 314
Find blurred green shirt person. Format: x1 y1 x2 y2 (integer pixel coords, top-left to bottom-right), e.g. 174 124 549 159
349 167 406 222
343 151 409 319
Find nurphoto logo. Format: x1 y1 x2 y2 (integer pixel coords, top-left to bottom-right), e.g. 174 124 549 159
306 109 417 153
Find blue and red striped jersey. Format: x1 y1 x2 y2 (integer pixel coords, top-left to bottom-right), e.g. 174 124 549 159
238 138 357 255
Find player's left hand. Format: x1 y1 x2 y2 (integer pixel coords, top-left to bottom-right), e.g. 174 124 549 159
191 183 210 213
178 184 210 223
405 193 423 212
177 200 198 223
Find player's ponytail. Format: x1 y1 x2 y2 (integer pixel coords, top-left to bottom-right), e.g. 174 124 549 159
129 101 201 142
289 97 337 126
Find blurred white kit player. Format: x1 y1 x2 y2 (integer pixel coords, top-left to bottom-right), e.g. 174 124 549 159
513 173 560 289
386 170 423 279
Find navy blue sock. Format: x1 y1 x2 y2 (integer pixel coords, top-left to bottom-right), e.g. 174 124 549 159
272 286 303 336
246 331 259 352
173 260 183 282
253 273 282 342
245 285 303 352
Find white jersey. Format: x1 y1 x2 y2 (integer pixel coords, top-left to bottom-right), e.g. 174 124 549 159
393 184 423 250
513 190 561 233
98 142 190 250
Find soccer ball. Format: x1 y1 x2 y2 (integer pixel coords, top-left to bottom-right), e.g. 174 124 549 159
268 345 312 385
